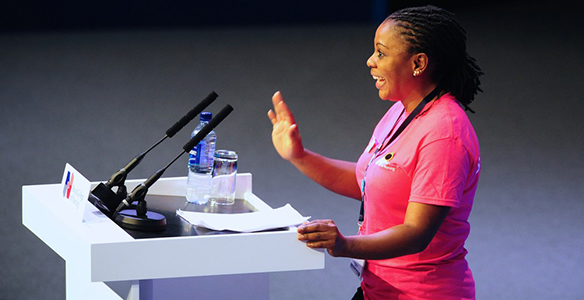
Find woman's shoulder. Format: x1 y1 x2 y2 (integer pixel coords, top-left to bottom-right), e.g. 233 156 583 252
417 93 478 142
373 101 405 130
425 93 471 124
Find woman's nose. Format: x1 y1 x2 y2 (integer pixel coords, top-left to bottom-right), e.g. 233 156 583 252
366 54 376 68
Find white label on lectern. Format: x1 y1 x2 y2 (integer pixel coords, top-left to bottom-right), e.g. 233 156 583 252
60 163 90 222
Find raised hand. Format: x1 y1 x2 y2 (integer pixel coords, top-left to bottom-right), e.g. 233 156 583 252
267 91 305 162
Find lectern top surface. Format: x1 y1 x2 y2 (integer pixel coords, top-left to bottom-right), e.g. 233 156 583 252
121 194 259 239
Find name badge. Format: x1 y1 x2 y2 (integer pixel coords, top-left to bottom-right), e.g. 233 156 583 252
350 259 365 280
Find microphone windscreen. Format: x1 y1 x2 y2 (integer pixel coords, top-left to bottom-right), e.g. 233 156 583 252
183 104 233 152
166 91 218 137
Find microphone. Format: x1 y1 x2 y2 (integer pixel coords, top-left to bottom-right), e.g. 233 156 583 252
113 104 234 231
166 91 219 138
89 91 218 217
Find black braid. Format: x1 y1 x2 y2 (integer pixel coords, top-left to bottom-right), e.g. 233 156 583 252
386 5 483 112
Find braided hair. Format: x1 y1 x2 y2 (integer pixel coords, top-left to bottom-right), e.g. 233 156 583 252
387 5 483 112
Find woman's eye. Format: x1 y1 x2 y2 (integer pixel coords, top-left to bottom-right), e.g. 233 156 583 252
377 50 384 58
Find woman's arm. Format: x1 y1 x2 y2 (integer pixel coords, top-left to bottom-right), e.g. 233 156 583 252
268 91 361 200
289 149 361 200
297 202 450 259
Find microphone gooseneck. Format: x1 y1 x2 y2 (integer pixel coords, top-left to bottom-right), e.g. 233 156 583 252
113 104 234 231
89 91 219 217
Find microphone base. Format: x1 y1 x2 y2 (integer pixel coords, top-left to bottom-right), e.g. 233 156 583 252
89 183 126 217
114 209 167 232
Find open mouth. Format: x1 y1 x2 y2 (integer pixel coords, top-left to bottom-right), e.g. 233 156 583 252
372 75 384 82
372 75 385 88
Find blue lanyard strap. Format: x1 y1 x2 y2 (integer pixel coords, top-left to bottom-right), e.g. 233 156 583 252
358 86 441 225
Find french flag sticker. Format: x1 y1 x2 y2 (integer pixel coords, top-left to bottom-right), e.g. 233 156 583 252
63 171 74 199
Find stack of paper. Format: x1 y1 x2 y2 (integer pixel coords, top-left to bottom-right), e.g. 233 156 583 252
177 204 310 233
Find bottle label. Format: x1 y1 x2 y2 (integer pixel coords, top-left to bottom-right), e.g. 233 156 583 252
188 140 214 172
188 123 215 173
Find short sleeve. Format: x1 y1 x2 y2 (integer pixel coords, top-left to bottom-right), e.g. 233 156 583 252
409 138 471 208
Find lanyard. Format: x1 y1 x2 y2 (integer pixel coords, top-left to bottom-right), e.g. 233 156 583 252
358 86 441 227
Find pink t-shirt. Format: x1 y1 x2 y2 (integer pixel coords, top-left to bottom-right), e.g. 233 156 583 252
355 94 480 300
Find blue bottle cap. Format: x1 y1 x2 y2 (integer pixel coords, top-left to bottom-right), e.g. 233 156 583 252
200 112 212 122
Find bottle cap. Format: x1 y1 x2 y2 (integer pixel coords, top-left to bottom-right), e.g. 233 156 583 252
200 112 212 122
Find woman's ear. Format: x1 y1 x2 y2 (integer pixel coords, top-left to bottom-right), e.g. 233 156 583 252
412 53 429 77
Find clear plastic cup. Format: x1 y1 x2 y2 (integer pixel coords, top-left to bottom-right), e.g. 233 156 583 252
209 150 237 205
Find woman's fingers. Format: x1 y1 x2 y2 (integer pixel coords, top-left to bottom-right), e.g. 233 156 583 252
297 220 347 257
267 109 277 125
298 220 335 232
271 91 296 125
297 220 337 243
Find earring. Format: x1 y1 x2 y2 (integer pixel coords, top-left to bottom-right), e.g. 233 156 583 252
413 70 421 77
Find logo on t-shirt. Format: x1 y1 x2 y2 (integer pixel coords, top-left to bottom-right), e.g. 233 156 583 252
375 152 396 171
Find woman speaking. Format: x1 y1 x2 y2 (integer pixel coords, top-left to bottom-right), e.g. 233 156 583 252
268 5 483 299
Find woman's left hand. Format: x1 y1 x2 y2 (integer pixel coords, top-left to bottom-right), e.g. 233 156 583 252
297 219 348 257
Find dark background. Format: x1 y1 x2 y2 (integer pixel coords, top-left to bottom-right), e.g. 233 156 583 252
1 0 530 31
2 1 583 299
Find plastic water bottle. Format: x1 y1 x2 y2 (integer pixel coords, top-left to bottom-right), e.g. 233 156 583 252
186 112 216 204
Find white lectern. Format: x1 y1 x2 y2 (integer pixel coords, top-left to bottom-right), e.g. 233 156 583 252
22 174 324 300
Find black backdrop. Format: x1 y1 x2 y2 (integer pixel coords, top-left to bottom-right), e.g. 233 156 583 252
2 1 583 299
